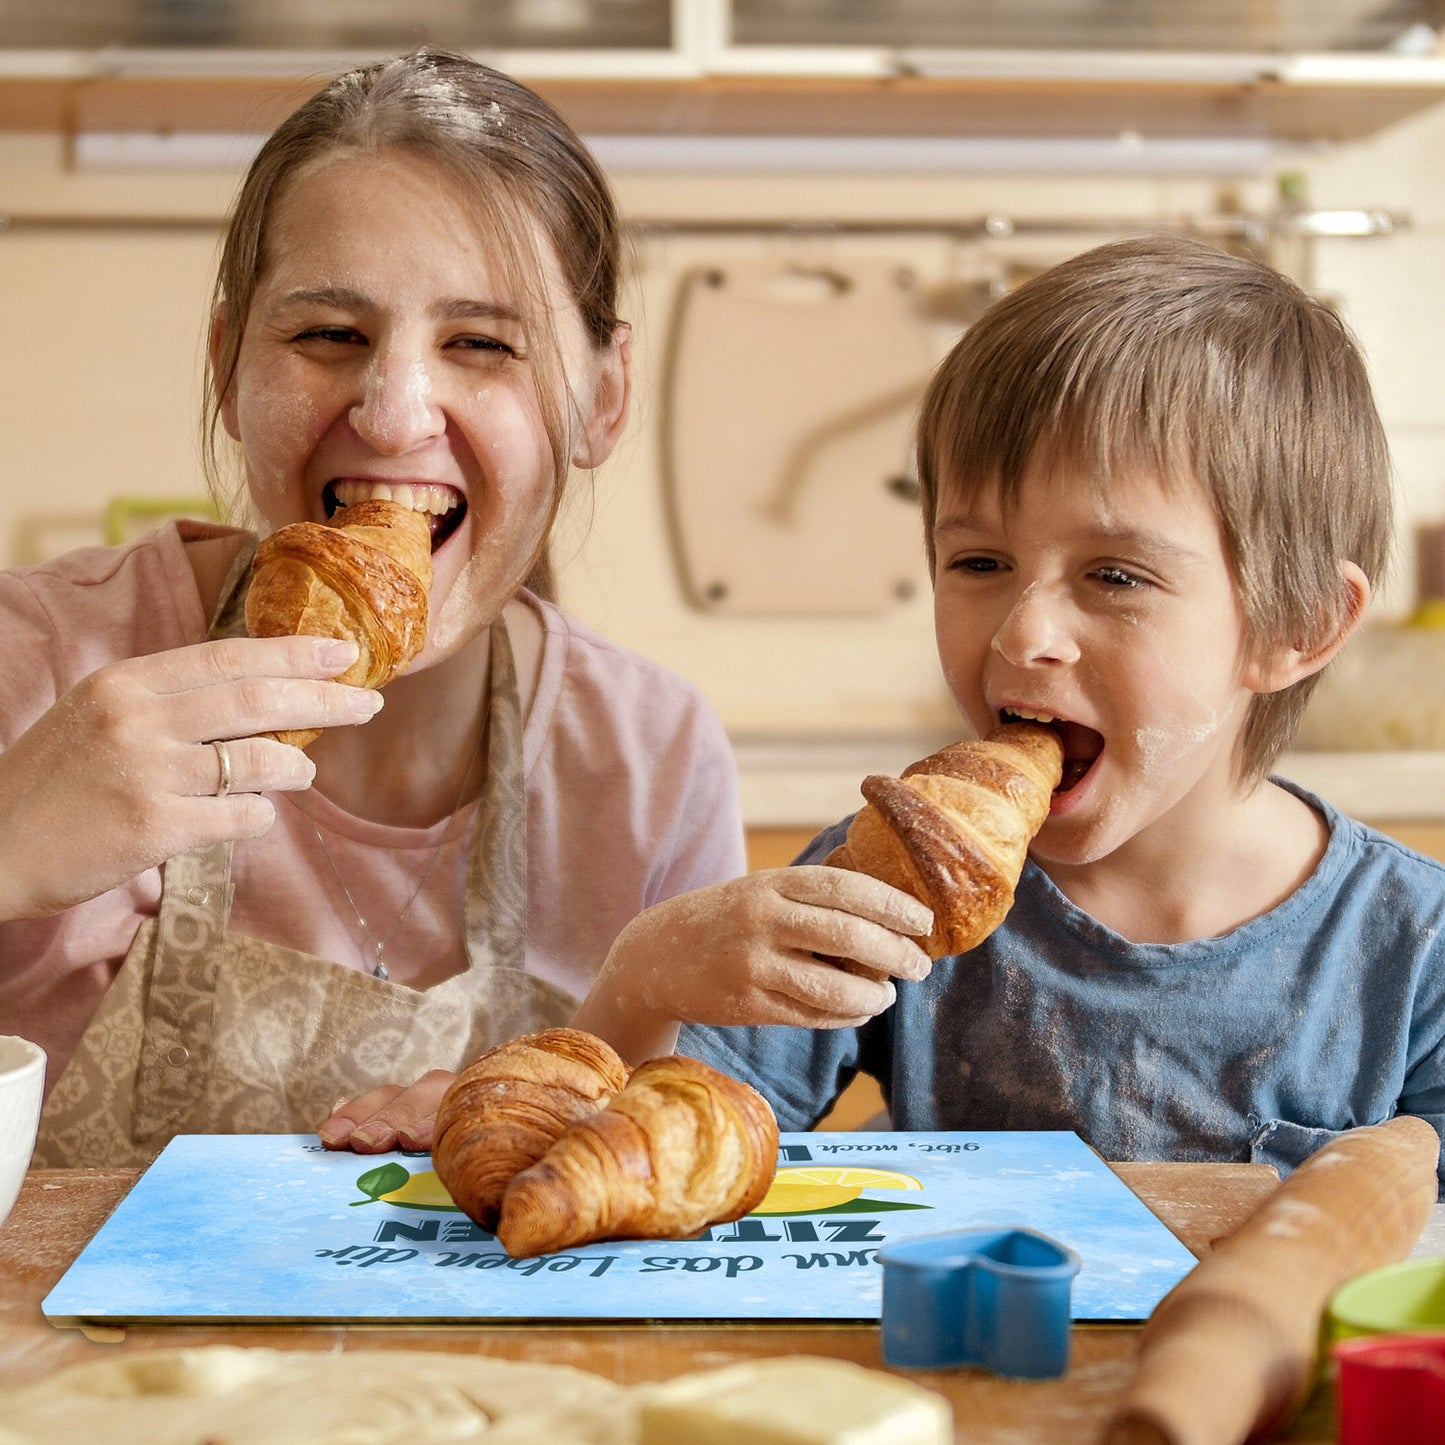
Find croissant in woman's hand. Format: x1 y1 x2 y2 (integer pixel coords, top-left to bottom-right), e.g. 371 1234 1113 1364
496 1052 780 1259
244 498 434 747
827 721 1062 958
432 1028 630 1232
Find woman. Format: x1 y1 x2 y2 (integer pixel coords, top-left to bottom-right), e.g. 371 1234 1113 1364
4 50 743 1167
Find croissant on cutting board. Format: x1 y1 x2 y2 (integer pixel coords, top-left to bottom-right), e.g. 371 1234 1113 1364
432 1028 631 1233
826 721 1062 958
244 498 433 748
431 1029 779 1258
497 1052 780 1259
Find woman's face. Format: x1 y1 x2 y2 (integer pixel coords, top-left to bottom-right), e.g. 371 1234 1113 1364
219 147 627 664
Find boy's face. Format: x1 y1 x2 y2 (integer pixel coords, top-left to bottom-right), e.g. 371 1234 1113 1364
931 459 1267 868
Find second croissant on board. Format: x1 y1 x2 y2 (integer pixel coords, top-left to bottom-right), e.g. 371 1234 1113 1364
496 1051 780 1259
826 721 1062 958
431 1028 779 1258
244 498 434 748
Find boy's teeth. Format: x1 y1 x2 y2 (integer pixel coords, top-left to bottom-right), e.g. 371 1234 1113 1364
333 480 458 515
1007 708 1059 723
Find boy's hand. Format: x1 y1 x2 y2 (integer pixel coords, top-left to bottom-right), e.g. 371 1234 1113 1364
575 867 934 1062
317 1068 456 1153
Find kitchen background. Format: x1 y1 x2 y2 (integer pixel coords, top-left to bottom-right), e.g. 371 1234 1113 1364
4 0 1445 864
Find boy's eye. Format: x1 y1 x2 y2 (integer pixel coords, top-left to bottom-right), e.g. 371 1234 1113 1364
950 555 1002 575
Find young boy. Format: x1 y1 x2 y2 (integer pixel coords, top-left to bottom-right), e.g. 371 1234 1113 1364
576 232 1445 1185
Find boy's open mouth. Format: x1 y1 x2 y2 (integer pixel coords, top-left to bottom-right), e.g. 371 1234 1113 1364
1000 708 1104 793
325 479 467 552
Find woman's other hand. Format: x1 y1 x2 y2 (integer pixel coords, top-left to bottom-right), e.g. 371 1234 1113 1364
317 1069 456 1153
0 634 381 921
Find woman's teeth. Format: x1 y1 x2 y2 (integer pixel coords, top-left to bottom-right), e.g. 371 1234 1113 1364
1004 708 1060 724
331 479 459 517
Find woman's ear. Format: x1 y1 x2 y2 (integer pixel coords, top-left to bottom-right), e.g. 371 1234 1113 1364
1244 560 1372 694
571 323 632 469
209 310 241 442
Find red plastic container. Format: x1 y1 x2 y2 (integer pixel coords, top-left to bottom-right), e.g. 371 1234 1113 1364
1333 1334 1445 1444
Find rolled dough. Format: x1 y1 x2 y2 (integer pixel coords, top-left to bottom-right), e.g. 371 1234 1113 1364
0 1347 632 1444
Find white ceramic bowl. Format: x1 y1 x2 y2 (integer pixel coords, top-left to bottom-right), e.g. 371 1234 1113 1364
0 1036 46 1231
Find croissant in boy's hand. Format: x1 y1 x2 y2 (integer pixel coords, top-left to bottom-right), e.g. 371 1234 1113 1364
827 722 1063 958
432 1028 780 1259
244 498 433 748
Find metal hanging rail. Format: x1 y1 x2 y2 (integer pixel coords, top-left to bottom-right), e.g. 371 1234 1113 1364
626 209 1405 247
0 208 1406 239
0 214 225 233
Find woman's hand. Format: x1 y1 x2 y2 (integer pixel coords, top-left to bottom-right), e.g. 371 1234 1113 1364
573 866 935 1064
317 1069 456 1153
0 634 382 922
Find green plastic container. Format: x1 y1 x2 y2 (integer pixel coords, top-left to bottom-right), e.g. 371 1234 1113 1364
1328 1258 1445 1344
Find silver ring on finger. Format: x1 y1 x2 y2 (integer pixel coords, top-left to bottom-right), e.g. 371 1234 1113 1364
212 739 233 798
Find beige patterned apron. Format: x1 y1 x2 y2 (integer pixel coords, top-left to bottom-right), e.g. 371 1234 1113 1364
35 545 569 1168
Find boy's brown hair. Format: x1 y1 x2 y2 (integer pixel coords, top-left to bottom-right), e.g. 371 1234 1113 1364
916 232 1392 784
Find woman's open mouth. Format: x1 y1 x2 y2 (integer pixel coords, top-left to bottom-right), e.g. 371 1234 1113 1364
1000 708 1104 793
325 479 467 552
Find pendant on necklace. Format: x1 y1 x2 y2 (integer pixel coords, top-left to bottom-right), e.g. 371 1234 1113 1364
373 946 389 982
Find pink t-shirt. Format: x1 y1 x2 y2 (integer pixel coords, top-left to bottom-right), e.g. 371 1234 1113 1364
0 523 746 1090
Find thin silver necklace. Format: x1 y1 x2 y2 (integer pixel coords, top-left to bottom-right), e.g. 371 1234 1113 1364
303 717 488 981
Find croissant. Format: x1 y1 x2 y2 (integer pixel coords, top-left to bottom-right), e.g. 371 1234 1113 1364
495 1052 779 1259
826 721 1062 958
432 1028 631 1232
244 498 433 747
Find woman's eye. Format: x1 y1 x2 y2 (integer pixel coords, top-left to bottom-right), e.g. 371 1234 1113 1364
452 335 519 358
1093 565 1146 589
294 326 364 346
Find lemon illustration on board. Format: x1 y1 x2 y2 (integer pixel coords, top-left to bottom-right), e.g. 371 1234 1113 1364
750 1166 930 1217
351 1163 462 1211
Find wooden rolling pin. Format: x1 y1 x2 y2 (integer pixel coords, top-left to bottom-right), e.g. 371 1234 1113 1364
1101 1115 1440 1445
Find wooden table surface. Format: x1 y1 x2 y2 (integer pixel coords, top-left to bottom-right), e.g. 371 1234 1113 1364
0 1160 1343 1442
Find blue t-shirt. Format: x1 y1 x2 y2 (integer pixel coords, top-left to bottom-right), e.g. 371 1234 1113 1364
683 781 1445 1186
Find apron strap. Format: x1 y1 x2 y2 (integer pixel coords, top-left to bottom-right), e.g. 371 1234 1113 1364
208 534 259 638
463 615 527 970
130 537 255 1140
131 842 235 1141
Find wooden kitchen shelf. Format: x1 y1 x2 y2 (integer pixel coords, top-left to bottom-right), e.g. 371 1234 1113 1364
3 68 1445 143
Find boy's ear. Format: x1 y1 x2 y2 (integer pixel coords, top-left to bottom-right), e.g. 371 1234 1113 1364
1243 560 1371 694
571 323 632 469
209 310 241 442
